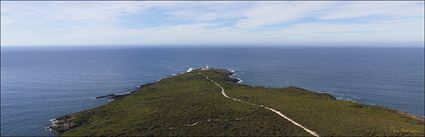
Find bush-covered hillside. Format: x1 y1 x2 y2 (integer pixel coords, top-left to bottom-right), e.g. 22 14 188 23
53 69 424 136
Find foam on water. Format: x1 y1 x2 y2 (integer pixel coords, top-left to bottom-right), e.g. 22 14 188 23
186 68 193 72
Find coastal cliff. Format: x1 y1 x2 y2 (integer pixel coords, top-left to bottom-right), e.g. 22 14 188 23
49 68 424 136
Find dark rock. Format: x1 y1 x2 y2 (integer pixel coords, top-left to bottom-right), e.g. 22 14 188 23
111 94 129 100
95 94 116 99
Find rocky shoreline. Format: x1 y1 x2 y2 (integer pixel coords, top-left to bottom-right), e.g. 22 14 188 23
46 113 78 134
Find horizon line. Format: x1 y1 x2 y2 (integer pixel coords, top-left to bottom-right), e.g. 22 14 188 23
0 45 425 49
1 43 424 48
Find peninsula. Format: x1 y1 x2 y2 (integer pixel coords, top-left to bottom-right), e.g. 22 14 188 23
49 68 424 136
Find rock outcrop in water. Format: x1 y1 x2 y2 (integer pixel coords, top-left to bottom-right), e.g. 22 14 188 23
47 114 77 134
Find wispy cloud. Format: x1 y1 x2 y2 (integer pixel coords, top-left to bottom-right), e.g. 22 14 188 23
235 2 335 28
1 1 423 46
319 2 423 20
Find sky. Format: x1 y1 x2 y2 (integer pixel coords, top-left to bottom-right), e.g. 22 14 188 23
1 1 424 47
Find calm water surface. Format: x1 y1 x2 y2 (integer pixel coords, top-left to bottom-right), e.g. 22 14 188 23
1 47 424 136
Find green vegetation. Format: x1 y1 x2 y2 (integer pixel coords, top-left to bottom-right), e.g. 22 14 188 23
57 69 424 136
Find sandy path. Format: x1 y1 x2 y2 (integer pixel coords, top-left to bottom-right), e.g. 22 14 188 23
203 74 320 137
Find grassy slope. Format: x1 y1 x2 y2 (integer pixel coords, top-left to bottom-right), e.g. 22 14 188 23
63 69 424 136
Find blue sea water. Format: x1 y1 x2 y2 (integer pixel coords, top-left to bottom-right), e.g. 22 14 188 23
1 46 424 136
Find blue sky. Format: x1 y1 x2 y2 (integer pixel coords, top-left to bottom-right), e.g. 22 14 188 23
1 1 424 47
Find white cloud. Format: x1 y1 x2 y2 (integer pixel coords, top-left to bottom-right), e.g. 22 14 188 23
275 21 424 43
1 1 424 46
235 2 335 28
163 2 250 22
319 1 424 20
0 1 181 26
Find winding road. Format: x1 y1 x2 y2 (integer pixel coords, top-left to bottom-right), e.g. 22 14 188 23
202 74 320 137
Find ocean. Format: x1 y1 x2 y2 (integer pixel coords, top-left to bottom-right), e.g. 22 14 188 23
1 46 424 136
